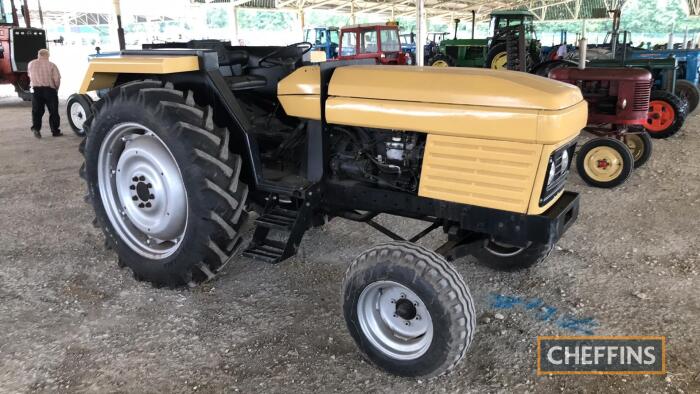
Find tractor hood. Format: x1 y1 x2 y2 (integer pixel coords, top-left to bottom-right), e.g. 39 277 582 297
328 65 583 111
278 65 587 145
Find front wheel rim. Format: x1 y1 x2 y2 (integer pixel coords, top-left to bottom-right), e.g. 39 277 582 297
623 134 645 161
97 122 188 259
646 100 675 132
70 101 87 130
491 52 508 69
357 281 433 360
583 145 625 182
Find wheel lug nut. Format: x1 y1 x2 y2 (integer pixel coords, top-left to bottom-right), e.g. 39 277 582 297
149 194 155 199
132 176 138 182
132 196 138 201
393 314 397 318
415 315 421 320
130 185 135 190
139 176 145 181
145 202 152 208
138 203 145 208
404 321 410 326
147 183 152 188
400 293 406 298
390 299 395 304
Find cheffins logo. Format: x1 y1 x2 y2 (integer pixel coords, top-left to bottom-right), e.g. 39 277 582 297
537 336 666 375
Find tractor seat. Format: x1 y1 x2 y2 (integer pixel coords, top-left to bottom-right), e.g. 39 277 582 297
226 75 268 91
221 49 268 91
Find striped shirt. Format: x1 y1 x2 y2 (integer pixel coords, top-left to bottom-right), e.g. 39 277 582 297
27 58 61 90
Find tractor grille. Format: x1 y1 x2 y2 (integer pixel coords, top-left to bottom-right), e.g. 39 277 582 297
633 81 652 111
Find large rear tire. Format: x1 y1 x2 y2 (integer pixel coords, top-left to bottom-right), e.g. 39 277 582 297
342 242 475 378
80 80 249 287
645 90 686 139
674 79 699 115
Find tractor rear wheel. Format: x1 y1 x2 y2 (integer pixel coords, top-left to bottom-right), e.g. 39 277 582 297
470 239 553 270
342 241 475 378
428 54 454 67
67 93 94 137
674 79 699 114
486 43 508 70
646 90 686 139
576 137 634 188
80 80 249 287
623 131 653 168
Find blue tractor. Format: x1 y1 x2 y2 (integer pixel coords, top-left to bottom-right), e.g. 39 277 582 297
304 26 339 60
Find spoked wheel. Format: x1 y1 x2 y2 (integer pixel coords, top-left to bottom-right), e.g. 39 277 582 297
67 93 94 136
81 80 249 287
576 138 634 188
646 90 686 139
622 131 653 168
469 238 553 270
342 242 475 378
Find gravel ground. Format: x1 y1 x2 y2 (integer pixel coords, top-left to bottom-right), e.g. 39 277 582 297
0 96 698 394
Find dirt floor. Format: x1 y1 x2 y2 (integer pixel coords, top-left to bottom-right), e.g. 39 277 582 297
0 94 698 394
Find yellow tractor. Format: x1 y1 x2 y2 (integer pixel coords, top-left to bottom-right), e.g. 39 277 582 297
78 41 584 378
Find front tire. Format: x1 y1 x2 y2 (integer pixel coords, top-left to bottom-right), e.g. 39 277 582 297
576 138 634 188
470 239 553 270
623 131 653 168
486 43 508 69
67 93 94 136
428 54 454 67
342 242 475 378
80 80 249 287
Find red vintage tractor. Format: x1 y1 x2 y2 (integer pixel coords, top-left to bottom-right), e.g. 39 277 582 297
337 22 412 65
549 67 653 188
0 0 47 100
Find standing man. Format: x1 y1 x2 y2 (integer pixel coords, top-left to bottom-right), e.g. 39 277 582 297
28 49 62 138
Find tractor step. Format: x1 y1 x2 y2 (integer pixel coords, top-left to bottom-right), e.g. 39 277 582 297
242 189 319 264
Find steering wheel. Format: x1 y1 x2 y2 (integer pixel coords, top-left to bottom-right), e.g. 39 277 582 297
258 42 312 68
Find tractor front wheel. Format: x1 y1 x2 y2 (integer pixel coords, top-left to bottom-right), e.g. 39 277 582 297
81 80 249 287
623 131 653 168
674 79 699 114
67 93 94 137
486 43 508 70
646 90 686 139
469 239 553 270
428 54 454 67
342 241 475 378
576 138 634 188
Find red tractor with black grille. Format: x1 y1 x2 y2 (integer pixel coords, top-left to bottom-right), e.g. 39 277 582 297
0 0 47 100
549 67 653 188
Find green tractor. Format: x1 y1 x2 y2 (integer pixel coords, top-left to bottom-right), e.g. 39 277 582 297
429 10 541 70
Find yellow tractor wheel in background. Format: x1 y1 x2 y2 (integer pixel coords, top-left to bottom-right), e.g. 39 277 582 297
428 54 454 67
576 138 634 188
622 131 653 168
490 52 508 69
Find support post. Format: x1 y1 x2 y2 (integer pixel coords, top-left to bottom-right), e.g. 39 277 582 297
578 19 587 70
415 0 426 66
350 2 356 25
667 22 675 50
230 5 239 44
298 9 305 42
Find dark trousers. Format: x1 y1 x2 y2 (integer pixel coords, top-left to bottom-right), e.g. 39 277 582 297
32 87 60 133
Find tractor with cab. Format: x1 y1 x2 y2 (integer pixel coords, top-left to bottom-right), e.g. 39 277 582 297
304 26 339 60
429 10 541 70
76 39 583 378
338 22 411 65
0 0 47 101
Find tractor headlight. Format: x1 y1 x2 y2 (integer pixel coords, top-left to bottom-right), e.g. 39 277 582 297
540 142 576 206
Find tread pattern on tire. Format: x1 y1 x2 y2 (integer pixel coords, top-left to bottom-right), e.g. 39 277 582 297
342 241 475 378
79 79 248 287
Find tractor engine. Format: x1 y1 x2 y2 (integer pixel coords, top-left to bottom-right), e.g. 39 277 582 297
330 127 425 193
548 67 652 128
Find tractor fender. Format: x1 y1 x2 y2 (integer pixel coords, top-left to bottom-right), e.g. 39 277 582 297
530 59 578 77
